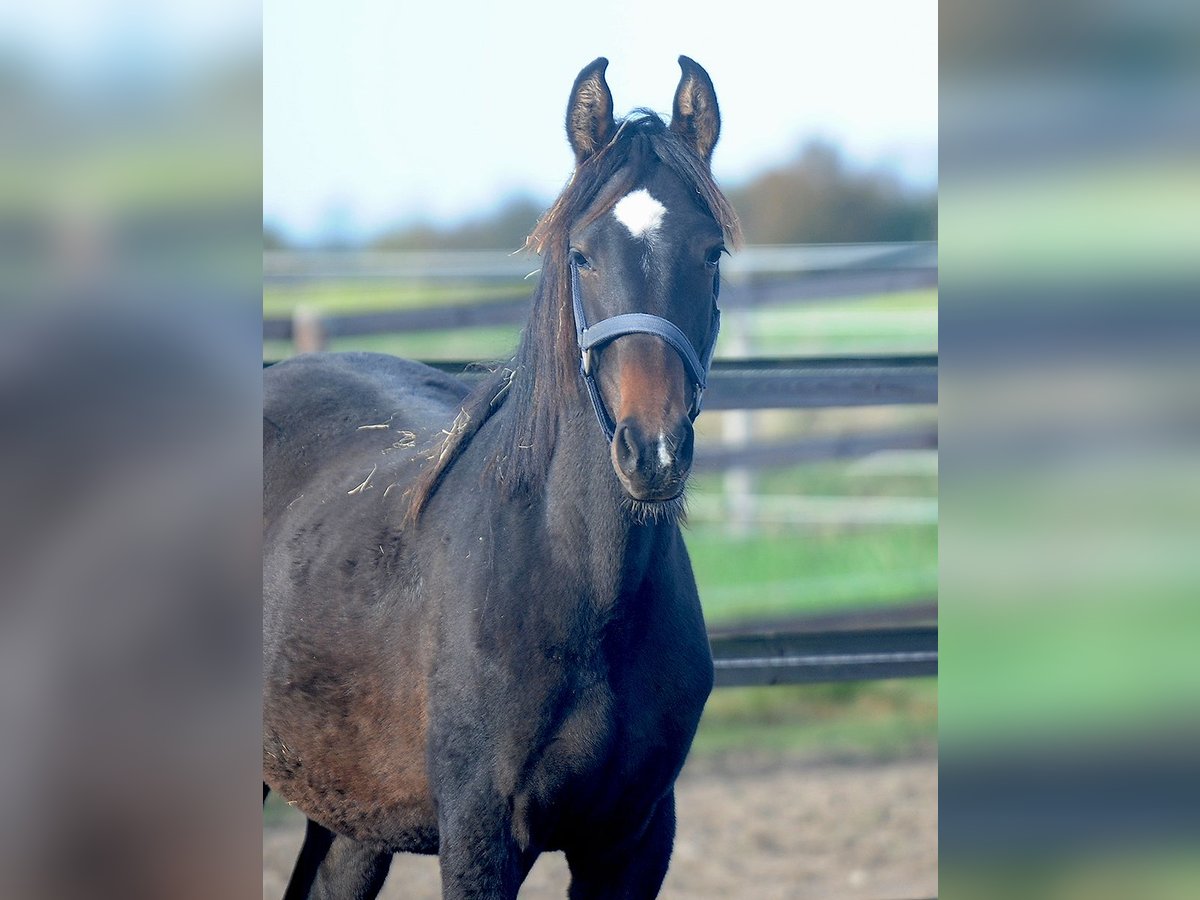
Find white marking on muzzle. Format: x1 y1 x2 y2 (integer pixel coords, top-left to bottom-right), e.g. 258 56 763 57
613 189 666 239
656 432 672 469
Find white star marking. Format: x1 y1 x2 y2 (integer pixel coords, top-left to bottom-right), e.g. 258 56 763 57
613 189 666 239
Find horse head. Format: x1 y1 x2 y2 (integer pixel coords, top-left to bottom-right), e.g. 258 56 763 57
562 56 728 504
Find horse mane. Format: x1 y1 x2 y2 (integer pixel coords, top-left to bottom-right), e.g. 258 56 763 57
405 111 741 524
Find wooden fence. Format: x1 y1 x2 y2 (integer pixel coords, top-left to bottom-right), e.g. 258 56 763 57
265 242 937 349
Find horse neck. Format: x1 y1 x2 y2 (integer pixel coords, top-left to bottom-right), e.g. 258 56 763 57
539 399 672 600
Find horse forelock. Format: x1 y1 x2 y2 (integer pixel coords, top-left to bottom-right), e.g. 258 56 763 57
528 111 741 256
406 112 740 523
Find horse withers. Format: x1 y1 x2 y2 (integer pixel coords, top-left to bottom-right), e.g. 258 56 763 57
264 55 740 899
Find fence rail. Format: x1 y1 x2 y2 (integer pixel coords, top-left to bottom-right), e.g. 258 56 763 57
263 242 938 345
420 356 939 410
262 268 937 341
701 356 937 409
262 356 939 410
705 598 938 688
693 425 937 472
710 626 937 687
263 242 936 282
707 600 937 637
263 297 531 340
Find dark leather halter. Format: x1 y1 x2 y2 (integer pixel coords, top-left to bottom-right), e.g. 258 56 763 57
570 256 721 441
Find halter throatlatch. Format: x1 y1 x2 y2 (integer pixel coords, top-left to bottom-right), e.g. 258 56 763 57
570 257 721 441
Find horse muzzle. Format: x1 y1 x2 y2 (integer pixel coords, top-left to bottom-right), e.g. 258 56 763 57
611 417 694 502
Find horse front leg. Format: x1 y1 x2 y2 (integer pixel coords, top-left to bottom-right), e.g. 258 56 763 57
435 786 535 899
565 792 676 900
309 835 392 900
281 818 392 900
283 818 335 900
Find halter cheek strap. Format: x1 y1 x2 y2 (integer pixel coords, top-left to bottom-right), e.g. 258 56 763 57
570 258 721 441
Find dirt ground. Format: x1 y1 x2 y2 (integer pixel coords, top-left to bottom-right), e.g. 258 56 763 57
263 751 937 899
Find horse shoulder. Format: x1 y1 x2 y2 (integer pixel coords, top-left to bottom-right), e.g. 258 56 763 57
264 352 468 526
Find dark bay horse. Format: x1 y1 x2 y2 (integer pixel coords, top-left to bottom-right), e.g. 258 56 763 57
264 56 740 899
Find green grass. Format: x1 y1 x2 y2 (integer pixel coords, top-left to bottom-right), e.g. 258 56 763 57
941 585 1200 744
266 325 522 363
263 791 298 827
730 289 937 356
692 457 937 499
263 287 938 361
941 157 1200 277
686 525 937 624
940 460 1199 744
692 679 936 758
263 280 531 318
683 456 938 622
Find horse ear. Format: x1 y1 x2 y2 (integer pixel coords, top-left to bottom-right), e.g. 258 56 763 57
566 57 616 165
670 55 721 163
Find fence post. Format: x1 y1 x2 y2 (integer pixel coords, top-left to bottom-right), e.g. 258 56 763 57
722 303 755 536
293 306 327 354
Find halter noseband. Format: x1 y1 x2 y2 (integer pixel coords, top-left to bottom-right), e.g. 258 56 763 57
570 256 721 441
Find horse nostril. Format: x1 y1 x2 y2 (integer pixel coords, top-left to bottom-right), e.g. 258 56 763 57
613 423 641 477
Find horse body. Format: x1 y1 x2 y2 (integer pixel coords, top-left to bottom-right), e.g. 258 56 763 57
264 354 464 852
265 56 739 898
263 355 712 832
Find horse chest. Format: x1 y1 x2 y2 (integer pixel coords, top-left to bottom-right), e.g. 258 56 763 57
513 637 708 842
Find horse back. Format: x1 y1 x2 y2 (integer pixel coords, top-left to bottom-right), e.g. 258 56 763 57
263 352 468 527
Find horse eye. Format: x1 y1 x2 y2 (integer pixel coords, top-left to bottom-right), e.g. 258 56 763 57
705 246 726 267
570 249 591 269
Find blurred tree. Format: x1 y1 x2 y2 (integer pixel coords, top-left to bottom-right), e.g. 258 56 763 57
371 195 544 252
726 140 937 244
266 143 935 250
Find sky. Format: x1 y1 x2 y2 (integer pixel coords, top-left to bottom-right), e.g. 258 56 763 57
1 0 259 83
264 0 937 244
4 0 936 243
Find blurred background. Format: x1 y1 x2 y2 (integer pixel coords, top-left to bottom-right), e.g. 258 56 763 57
0 0 940 897
1 2 264 899
8 0 1196 897
941 1 1200 898
261 2 938 898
